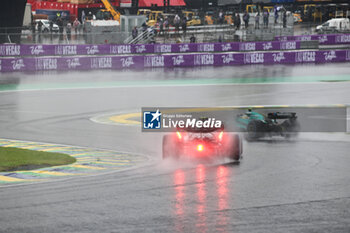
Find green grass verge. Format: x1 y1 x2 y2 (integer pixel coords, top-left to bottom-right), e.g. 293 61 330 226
0 147 76 172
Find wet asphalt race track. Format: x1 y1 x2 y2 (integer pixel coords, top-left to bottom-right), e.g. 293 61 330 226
0 63 350 233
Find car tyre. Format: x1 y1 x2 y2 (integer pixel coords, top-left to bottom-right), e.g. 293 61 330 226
246 120 264 141
162 135 181 160
282 119 300 138
227 133 242 161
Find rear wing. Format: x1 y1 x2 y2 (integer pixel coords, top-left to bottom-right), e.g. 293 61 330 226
267 112 297 120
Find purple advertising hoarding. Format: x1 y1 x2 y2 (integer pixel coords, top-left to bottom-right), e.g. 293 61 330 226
1 50 349 72
1 34 349 57
275 34 350 45
0 41 302 57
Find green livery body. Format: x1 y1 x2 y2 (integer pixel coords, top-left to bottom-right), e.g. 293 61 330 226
236 110 266 130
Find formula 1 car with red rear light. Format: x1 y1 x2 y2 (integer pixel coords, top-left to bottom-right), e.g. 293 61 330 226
162 123 243 161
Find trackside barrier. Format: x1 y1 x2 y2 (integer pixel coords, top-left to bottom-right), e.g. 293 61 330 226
1 34 348 57
275 34 350 45
1 49 349 72
0 41 305 57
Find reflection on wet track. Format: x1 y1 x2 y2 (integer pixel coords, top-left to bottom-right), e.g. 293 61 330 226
173 164 232 233
174 169 185 232
196 165 207 232
216 165 229 232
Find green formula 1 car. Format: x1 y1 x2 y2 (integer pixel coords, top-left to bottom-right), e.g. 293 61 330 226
236 109 300 141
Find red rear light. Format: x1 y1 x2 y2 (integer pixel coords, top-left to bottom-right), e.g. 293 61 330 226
176 131 182 140
218 131 224 141
197 144 204 152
